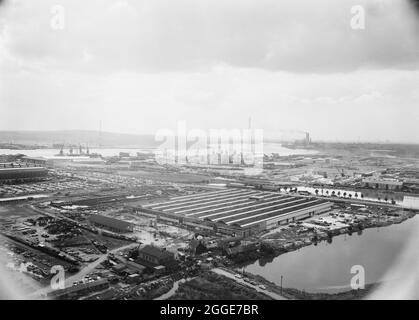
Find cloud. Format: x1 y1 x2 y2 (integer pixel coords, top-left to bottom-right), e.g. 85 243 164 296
1 0 419 74
0 248 43 300
367 216 419 300
1 0 419 143
1 63 418 143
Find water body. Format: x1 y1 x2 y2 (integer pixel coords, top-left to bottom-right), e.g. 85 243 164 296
0 148 154 158
245 215 419 294
0 143 314 159
263 143 317 156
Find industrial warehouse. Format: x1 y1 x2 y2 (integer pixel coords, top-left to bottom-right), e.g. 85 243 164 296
0 165 48 184
140 188 332 235
88 214 134 233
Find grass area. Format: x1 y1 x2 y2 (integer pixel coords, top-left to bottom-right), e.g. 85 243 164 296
0 204 40 218
169 272 272 300
241 270 375 300
281 284 376 300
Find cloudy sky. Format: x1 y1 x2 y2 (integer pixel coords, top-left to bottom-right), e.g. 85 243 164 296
1 0 419 142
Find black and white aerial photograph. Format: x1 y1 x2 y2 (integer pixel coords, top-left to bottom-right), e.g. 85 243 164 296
1 0 419 307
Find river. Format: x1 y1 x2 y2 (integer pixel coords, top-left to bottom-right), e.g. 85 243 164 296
0 148 154 158
245 214 419 295
0 143 315 159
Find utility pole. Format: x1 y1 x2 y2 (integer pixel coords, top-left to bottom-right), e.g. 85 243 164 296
280 275 283 295
99 119 102 148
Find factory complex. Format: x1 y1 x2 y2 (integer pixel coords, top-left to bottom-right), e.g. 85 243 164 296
0 165 48 184
140 188 332 235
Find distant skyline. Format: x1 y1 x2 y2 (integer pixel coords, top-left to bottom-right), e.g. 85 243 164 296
0 129 418 145
1 0 419 143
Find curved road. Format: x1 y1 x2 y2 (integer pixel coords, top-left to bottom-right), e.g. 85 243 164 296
211 268 286 300
28 242 138 299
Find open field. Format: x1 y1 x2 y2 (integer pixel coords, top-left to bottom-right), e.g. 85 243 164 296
168 272 272 300
0 204 40 218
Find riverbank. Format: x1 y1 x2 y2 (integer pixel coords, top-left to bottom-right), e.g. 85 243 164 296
240 212 419 295
229 208 417 267
238 270 376 300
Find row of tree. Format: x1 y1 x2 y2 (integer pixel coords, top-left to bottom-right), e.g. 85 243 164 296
314 189 363 199
313 189 396 204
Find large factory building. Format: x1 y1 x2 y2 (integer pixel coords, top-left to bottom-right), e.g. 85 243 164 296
88 214 134 233
0 166 48 184
140 188 332 236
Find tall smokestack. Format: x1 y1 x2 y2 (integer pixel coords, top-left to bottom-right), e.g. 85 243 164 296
99 120 102 147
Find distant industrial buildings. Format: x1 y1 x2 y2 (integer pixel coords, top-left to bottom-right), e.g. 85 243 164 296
139 188 332 235
21 156 48 167
362 178 403 191
22 151 105 168
88 214 134 233
304 132 311 146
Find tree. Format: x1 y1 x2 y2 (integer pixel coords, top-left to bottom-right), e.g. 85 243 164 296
315 189 319 196
337 191 341 197
343 192 347 198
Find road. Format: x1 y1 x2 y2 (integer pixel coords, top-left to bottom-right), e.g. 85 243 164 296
28 242 138 299
211 268 286 300
65 242 139 286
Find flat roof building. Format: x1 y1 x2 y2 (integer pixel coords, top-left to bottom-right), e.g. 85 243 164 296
137 245 176 269
362 178 403 190
88 214 134 233
0 166 48 184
